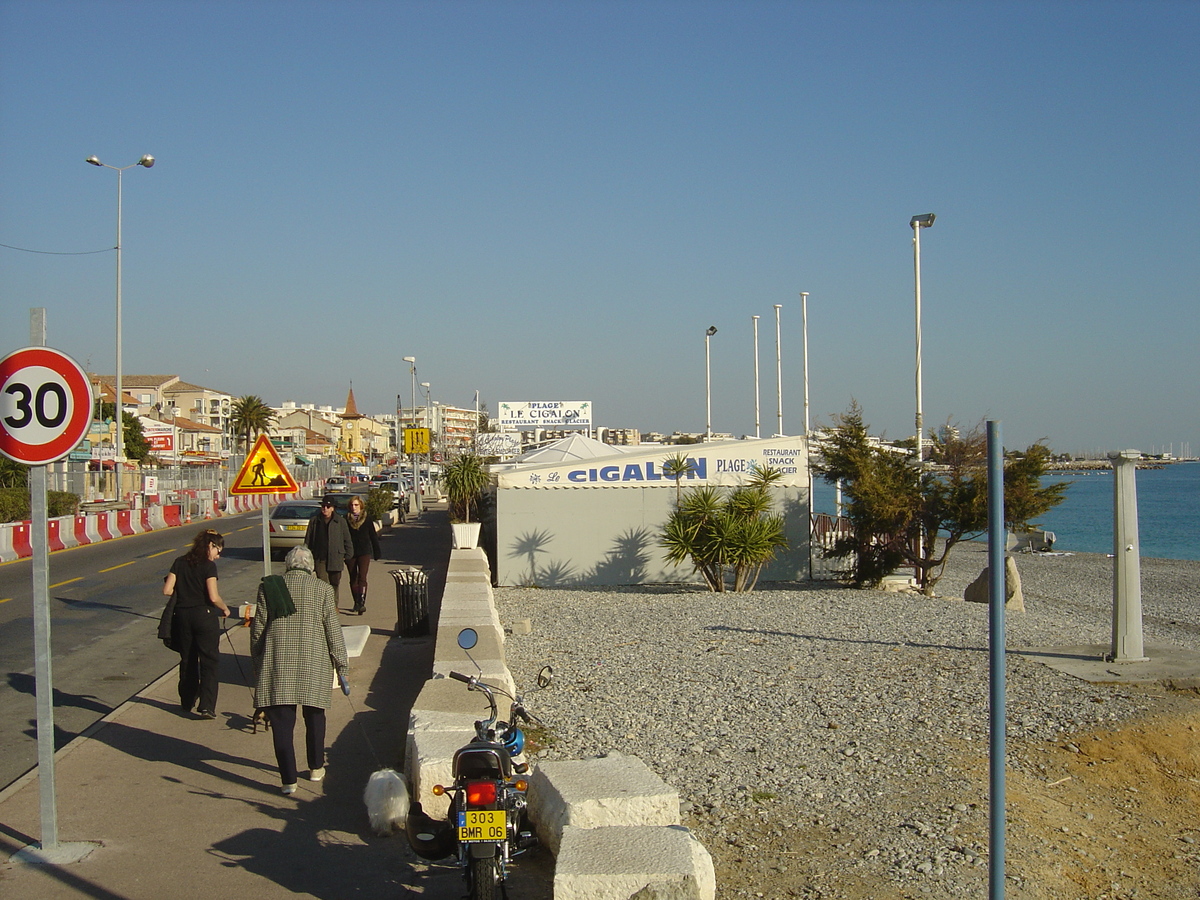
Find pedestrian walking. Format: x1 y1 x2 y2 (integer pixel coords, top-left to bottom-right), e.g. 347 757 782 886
304 495 354 606
345 494 382 615
162 528 231 718
251 546 350 795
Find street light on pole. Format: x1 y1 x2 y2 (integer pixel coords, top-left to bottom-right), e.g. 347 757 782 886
910 213 936 462
752 315 761 439
421 382 431 495
705 326 717 440
403 356 420 513
774 304 783 436
800 292 810 438
85 153 154 493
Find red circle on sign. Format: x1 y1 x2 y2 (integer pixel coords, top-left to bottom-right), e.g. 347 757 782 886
0 347 94 465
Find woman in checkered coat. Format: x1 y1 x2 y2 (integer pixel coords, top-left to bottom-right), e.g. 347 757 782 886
252 545 350 794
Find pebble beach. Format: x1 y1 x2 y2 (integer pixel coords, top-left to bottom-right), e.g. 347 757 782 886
496 545 1200 899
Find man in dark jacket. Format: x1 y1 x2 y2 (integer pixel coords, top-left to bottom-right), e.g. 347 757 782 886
304 496 355 606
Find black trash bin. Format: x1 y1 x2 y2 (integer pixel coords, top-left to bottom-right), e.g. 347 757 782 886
390 567 430 638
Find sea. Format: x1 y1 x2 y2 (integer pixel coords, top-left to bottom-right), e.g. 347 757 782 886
811 460 1200 562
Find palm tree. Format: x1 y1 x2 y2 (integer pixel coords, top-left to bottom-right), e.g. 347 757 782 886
231 395 276 452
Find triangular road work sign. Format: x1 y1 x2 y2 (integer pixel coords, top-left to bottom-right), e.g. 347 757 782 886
230 434 300 495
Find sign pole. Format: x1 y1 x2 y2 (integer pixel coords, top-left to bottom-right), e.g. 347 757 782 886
2 310 99 864
262 501 272 577
31 462 58 851
26 308 59 852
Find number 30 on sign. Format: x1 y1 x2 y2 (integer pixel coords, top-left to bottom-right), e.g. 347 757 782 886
0 347 94 466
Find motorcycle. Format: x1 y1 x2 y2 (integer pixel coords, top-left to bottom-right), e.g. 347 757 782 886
406 628 552 900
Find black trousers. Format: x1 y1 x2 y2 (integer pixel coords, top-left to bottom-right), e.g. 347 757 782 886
314 560 343 603
174 604 221 713
265 705 327 785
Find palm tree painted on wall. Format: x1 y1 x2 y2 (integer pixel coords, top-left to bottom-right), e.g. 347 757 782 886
231 395 276 453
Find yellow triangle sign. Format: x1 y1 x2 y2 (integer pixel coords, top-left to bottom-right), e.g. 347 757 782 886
230 434 300 495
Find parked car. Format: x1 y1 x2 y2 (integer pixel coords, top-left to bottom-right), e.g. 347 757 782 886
370 474 391 484
267 498 322 559
377 480 408 521
325 475 349 490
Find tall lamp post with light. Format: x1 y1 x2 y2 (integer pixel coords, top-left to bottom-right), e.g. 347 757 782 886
704 326 717 440
421 382 431 495
403 356 421 513
910 213 935 462
85 153 154 496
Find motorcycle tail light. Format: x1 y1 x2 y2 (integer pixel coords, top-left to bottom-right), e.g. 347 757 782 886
465 780 497 806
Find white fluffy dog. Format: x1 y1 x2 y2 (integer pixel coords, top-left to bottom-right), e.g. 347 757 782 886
363 768 410 836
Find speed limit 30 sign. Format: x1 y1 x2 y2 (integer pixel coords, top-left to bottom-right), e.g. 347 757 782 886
0 346 94 466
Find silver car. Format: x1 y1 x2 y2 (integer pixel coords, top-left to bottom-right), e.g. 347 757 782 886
267 498 321 559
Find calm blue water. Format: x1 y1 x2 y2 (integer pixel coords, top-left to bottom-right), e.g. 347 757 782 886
811 460 1200 562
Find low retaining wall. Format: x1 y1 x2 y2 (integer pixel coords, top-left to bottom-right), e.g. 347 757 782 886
406 548 715 899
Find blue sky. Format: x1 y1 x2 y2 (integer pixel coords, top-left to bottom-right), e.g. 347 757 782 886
2 0 1197 456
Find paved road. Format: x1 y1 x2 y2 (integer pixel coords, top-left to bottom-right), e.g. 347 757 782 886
0 512 272 790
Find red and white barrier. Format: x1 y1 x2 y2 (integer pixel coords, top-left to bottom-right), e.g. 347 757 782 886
0 481 322 562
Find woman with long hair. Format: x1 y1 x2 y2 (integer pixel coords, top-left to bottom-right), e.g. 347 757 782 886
345 494 381 615
163 528 230 718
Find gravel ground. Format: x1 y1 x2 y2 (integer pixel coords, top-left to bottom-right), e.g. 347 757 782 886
495 545 1200 900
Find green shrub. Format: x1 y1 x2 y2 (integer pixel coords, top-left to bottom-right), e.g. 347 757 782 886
0 488 81 523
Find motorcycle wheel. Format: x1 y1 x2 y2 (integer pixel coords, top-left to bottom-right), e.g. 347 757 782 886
468 854 499 900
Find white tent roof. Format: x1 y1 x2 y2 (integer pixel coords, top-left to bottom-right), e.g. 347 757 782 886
510 433 633 465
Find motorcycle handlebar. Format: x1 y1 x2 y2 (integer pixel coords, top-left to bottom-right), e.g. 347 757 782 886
449 671 473 684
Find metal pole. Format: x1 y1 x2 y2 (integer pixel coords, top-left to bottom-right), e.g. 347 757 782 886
986 420 1006 899
705 330 712 440
752 315 761 439
801 292 810 438
913 224 923 462
114 166 124 480
28 309 58 852
774 304 783 436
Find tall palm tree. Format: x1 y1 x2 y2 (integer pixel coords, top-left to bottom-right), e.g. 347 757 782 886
230 395 276 452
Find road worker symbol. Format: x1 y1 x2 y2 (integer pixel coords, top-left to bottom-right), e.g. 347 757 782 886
230 434 299 495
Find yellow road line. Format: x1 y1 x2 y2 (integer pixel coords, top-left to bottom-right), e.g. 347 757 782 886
146 549 174 559
0 597 11 604
100 561 135 573
51 578 83 588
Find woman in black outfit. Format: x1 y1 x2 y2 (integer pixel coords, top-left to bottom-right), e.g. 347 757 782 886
345 494 381 615
163 528 230 717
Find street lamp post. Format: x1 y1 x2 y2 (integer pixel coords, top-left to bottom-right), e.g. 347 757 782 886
774 304 783 436
86 153 154 497
403 356 420 513
421 382 431 495
704 326 717 440
800 292 810 438
910 213 936 462
752 315 761 439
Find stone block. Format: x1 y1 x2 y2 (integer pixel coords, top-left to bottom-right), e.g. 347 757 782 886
554 825 716 900
528 754 680 855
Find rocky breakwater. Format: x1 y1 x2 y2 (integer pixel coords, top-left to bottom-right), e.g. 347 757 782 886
497 545 1200 899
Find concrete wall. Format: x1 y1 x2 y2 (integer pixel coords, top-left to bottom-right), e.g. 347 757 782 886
495 483 810 587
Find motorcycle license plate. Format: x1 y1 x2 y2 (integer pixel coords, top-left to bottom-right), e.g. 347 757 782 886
457 809 506 842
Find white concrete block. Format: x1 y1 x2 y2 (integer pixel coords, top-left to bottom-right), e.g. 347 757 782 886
527 754 680 855
341 624 371 657
405 728 476 818
554 825 716 900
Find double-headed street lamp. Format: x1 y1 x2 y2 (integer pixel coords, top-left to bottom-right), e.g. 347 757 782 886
910 213 935 462
85 153 155 479
704 326 717 440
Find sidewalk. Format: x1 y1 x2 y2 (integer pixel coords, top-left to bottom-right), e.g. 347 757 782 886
0 504 517 900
